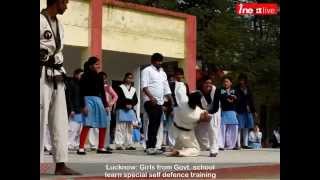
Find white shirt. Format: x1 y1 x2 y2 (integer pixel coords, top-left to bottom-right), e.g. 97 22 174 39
174 81 188 107
273 130 280 143
248 131 262 143
200 85 216 111
40 13 65 75
49 18 57 37
174 82 206 129
200 85 221 126
119 84 136 99
141 65 171 105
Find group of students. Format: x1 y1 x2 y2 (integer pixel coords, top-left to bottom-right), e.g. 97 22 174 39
44 56 140 155
153 71 264 157
43 53 264 158
40 0 270 176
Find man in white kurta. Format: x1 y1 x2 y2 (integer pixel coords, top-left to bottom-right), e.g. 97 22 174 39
40 0 79 175
166 82 210 157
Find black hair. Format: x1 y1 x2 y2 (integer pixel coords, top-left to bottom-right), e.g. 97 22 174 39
276 126 280 133
83 61 89 73
188 91 203 110
47 0 58 6
99 71 108 77
84 56 99 73
174 67 184 75
123 72 133 82
199 75 213 91
222 76 233 82
168 74 175 79
73 68 83 76
201 75 212 83
151 53 163 62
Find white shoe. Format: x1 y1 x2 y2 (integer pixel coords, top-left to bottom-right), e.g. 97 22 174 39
146 148 163 155
78 148 85 152
146 148 157 155
77 148 86 155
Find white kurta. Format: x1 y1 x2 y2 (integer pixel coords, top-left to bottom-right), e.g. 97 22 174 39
40 12 68 163
172 82 206 157
40 13 66 75
44 124 52 151
194 85 221 154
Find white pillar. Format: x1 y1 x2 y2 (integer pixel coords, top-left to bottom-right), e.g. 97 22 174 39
133 66 141 123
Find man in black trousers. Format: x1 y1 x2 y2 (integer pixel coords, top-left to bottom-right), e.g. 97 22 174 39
141 53 173 155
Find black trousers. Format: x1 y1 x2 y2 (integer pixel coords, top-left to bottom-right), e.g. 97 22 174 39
144 101 163 149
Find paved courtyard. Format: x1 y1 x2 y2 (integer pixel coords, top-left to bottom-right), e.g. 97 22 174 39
41 145 280 180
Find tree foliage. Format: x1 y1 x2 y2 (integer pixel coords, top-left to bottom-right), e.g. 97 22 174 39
124 0 280 112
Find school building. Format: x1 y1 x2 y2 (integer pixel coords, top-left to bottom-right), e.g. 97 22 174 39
40 0 197 118
40 0 197 89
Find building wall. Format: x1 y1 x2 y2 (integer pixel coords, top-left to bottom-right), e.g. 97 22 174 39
40 0 185 58
40 0 196 90
102 5 185 59
40 0 89 47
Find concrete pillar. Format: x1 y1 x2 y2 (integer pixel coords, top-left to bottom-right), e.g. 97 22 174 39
89 0 103 71
133 66 141 123
185 15 197 91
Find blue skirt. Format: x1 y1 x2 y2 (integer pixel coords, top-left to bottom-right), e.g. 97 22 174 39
83 96 109 128
237 113 254 129
71 113 84 124
221 111 239 125
116 109 137 122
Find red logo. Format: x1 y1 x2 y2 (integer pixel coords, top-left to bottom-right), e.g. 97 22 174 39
235 3 279 16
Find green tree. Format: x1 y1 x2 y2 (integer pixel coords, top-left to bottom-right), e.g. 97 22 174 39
126 0 280 136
